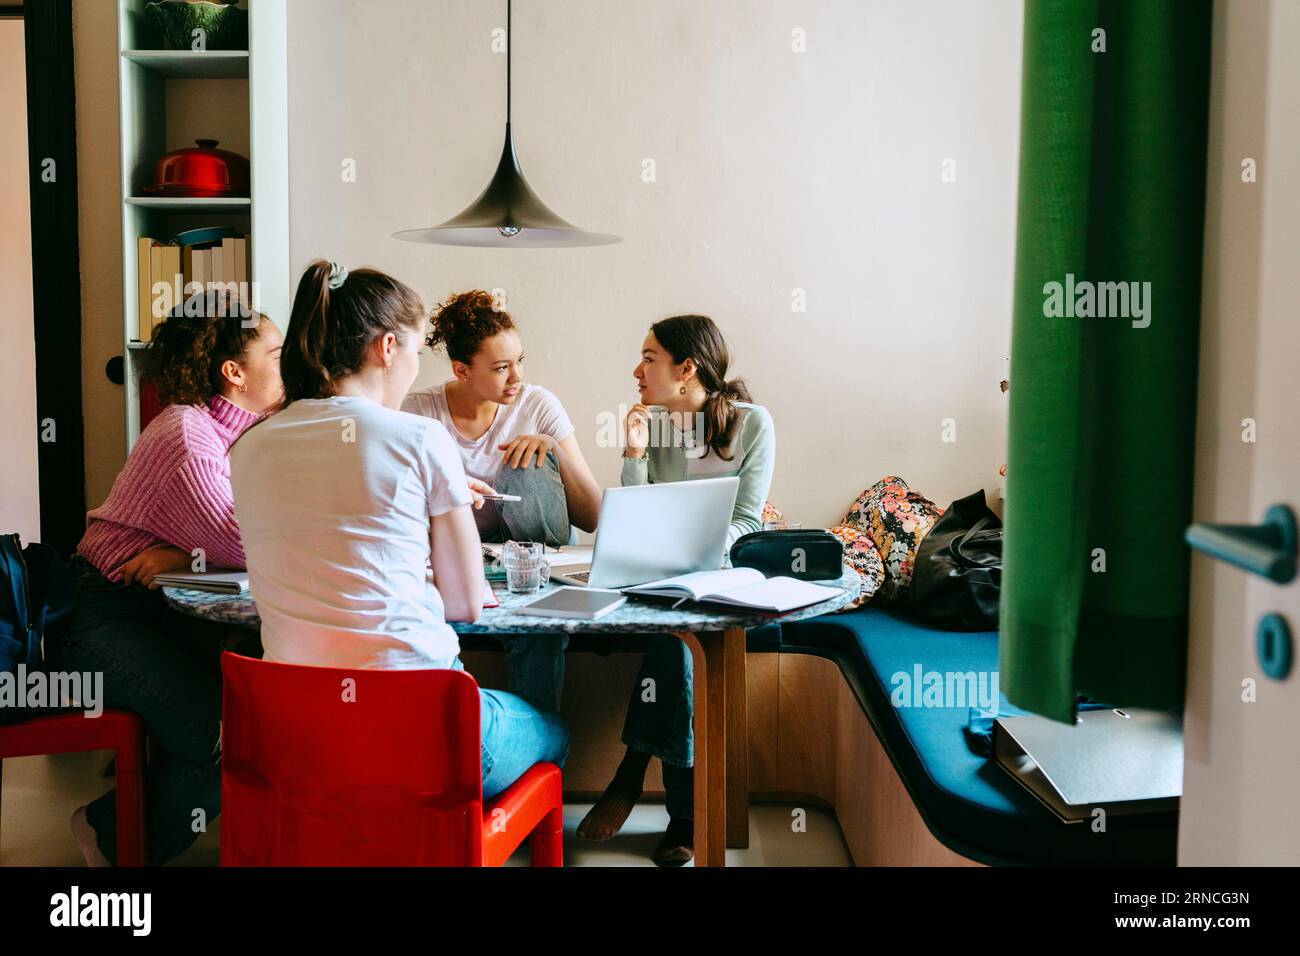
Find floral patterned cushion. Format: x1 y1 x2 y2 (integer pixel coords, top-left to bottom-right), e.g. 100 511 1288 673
841 476 944 604
760 500 784 528
829 524 885 609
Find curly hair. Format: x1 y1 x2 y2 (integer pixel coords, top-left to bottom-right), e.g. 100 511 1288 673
426 290 516 364
143 311 269 406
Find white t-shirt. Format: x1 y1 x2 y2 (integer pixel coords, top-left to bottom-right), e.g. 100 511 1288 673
401 382 575 536
229 395 474 670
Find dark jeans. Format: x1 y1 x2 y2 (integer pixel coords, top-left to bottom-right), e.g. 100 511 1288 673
45 556 244 865
622 634 695 820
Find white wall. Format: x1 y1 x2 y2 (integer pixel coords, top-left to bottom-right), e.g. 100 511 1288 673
0 20 41 543
287 0 1022 527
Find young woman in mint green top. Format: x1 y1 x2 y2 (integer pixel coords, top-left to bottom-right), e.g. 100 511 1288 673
576 314 775 866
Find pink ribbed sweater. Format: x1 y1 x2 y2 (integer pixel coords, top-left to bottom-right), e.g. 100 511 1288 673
78 395 260 581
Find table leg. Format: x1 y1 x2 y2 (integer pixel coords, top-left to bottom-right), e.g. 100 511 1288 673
677 629 727 867
724 626 749 848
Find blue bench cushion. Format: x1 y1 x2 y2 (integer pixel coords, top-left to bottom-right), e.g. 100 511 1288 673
780 607 1178 865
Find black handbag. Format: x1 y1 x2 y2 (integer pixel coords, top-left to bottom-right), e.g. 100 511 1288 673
906 490 1002 630
729 529 843 581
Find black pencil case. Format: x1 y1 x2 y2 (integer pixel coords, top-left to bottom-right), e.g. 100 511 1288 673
729 529 843 581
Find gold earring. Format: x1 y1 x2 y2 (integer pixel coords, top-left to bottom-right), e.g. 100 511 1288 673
238 384 247 393
679 384 687 395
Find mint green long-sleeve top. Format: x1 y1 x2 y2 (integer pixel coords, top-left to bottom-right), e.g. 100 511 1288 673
620 402 776 555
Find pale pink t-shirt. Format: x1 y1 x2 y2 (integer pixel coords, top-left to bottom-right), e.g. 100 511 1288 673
401 382 575 537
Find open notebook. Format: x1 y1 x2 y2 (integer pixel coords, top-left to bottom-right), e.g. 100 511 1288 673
623 567 840 613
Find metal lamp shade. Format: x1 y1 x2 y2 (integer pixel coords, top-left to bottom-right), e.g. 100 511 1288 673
393 125 621 248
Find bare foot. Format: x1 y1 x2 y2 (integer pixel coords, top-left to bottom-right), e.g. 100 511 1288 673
70 805 110 867
576 749 650 841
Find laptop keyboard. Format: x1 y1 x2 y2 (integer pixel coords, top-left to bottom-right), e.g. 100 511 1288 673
566 570 592 583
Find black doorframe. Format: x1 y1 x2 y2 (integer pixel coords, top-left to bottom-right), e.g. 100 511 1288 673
7 0 87 556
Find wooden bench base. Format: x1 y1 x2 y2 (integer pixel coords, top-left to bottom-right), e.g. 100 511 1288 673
461 648 981 866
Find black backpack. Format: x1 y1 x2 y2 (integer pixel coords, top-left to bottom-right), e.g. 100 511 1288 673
1 534 75 713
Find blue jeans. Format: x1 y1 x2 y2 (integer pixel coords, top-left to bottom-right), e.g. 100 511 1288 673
622 634 695 821
47 556 234 866
450 658 569 799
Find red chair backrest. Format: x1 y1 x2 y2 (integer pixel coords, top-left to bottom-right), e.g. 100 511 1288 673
219 652 484 866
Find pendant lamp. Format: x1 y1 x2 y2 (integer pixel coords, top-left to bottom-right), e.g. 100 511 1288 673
393 0 621 248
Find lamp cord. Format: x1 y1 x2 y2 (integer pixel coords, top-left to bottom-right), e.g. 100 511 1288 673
506 0 512 125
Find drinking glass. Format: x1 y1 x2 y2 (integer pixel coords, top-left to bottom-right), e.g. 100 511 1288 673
501 540 550 595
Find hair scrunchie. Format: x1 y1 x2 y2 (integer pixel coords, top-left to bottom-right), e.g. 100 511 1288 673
327 261 349 290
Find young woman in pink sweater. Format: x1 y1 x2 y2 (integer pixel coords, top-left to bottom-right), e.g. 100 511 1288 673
46 309 283 866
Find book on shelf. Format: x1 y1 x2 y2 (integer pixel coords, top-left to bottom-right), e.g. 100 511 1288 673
623 567 841 613
181 244 195 300
134 237 155 342
148 244 165 338
192 247 209 299
233 236 249 311
156 244 182 328
210 244 223 303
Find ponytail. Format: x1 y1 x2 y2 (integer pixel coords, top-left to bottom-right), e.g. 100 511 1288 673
702 377 752 461
280 259 425 403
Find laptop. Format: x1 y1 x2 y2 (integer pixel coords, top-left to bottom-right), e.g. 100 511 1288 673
553 476 740 590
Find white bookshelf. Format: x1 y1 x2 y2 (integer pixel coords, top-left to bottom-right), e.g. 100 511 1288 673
116 0 289 449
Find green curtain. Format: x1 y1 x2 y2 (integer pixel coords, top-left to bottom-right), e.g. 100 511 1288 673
1000 0 1213 723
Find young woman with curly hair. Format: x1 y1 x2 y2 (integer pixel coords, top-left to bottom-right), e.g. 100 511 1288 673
403 290 601 543
402 291 603 713
45 309 283 867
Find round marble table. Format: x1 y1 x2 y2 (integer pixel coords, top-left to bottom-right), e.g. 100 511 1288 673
164 566 861 867
162 565 862 634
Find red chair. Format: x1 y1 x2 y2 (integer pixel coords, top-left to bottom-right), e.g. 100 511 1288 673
219 652 564 866
0 710 147 866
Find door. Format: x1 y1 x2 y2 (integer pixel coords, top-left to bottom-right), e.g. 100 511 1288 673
1180 0 1300 865
0 14 40 543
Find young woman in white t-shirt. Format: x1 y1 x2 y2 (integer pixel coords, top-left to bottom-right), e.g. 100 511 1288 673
230 261 568 799
402 290 601 545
